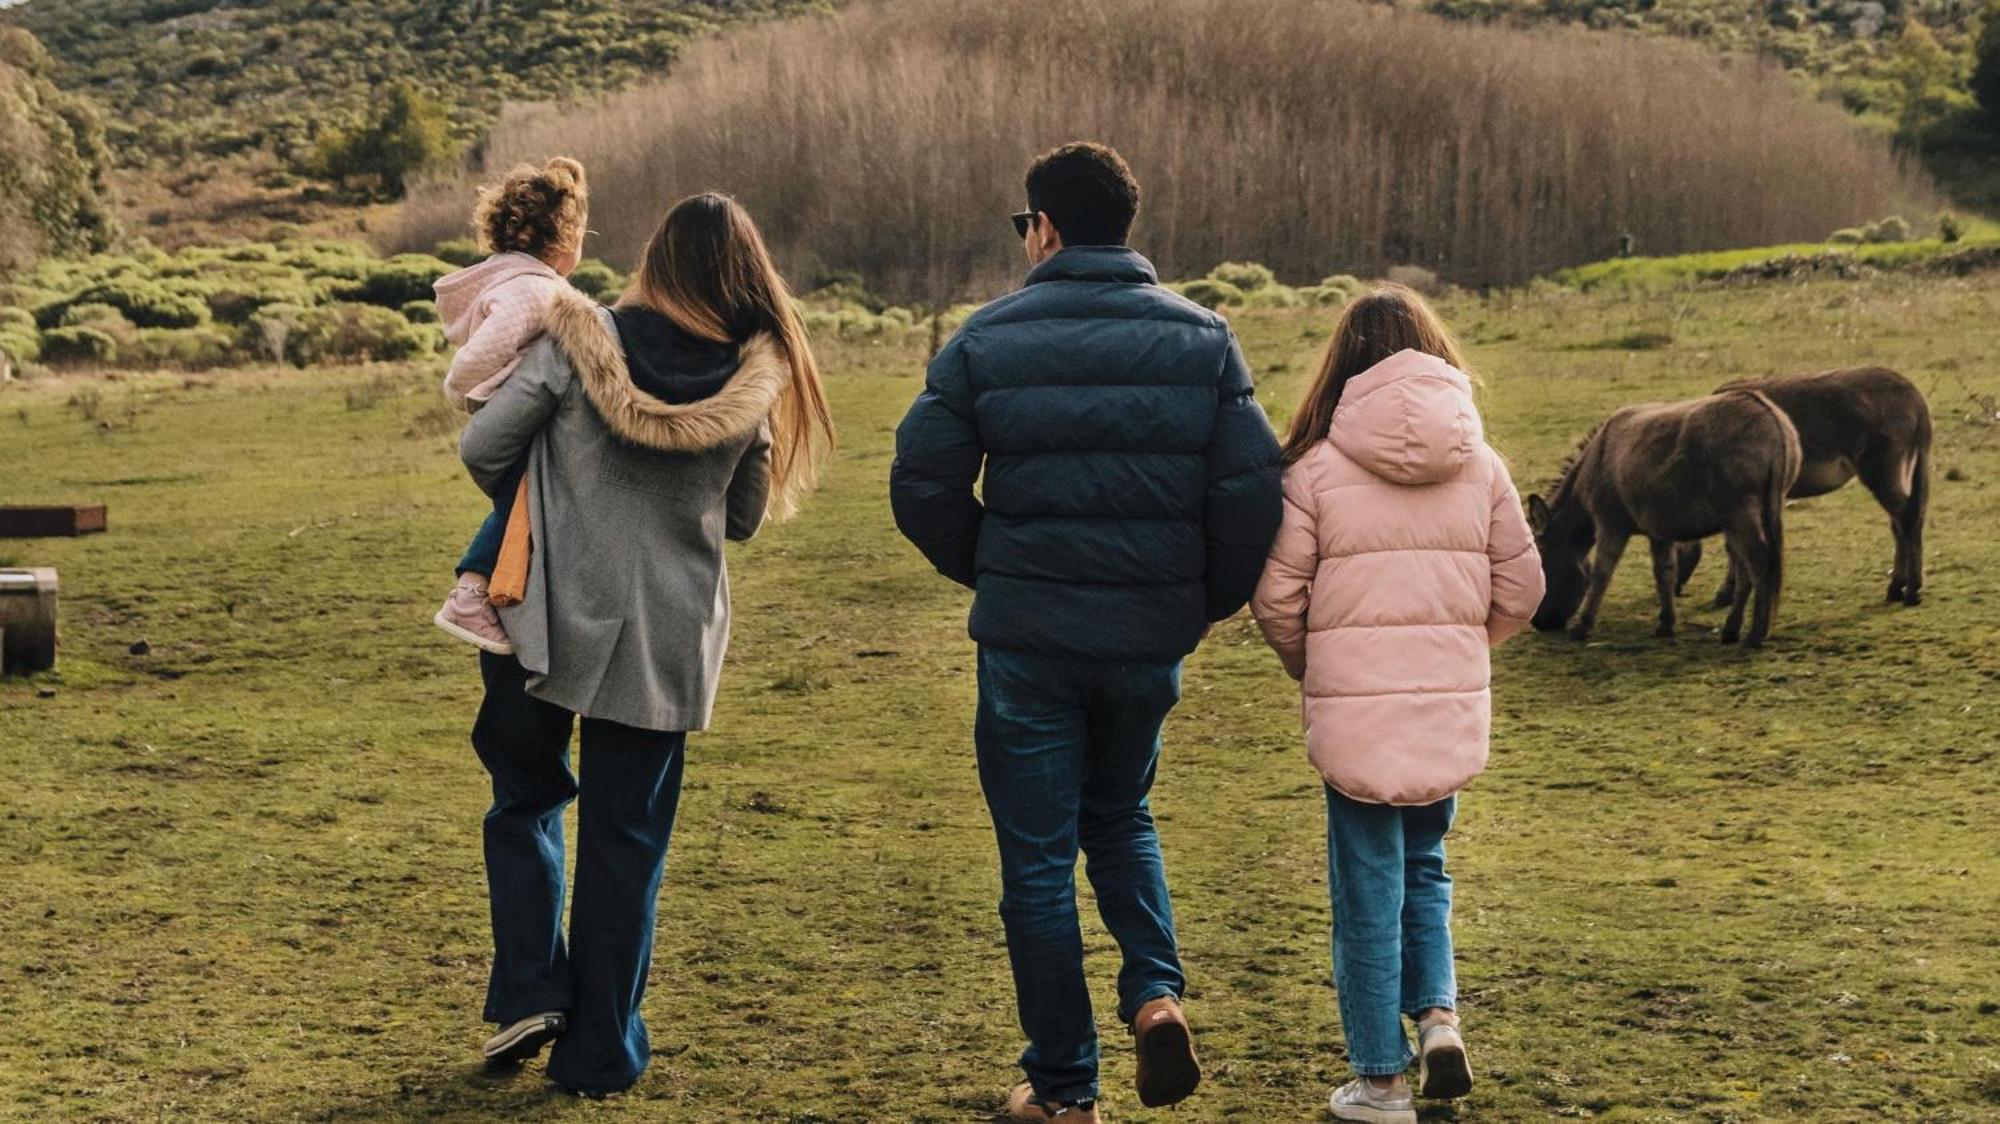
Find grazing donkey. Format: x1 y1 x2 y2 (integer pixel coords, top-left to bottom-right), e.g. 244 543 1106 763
1529 390 1802 647
1678 367 1931 606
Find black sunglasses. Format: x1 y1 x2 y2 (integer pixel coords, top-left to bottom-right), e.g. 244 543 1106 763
1011 211 1037 239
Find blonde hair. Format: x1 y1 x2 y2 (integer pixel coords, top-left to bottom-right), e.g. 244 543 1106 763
622 192 835 520
1280 282 1471 464
473 157 589 262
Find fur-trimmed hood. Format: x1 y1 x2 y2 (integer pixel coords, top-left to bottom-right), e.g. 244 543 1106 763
543 288 784 453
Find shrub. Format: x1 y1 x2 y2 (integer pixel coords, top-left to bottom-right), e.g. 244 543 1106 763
294 303 435 364
249 302 308 365
1863 216 1912 243
1207 261 1276 292
40 325 118 366
1828 227 1867 245
126 326 243 369
1977 0 2000 130
42 280 211 330
1243 284 1306 309
400 299 441 324
58 302 129 330
334 254 454 307
0 324 39 365
1315 274 1366 305
1385 264 1442 294
1936 212 1965 243
568 259 624 302
433 239 483 267
1173 278 1246 309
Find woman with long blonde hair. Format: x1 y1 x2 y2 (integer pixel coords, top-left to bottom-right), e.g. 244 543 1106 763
455 190 832 1097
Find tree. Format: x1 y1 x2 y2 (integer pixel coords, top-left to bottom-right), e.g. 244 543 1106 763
0 28 119 272
1975 0 2000 131
310 83 457 198
1887 23 1962 140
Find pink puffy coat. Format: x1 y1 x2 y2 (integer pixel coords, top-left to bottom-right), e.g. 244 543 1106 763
1251 349 1545 805
434 252 567 411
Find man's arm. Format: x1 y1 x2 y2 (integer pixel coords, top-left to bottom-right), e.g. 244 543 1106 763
889 336 985 588
1202 333 1285 621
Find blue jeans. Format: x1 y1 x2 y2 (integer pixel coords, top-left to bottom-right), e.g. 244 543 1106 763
473 653 687 1095
1325 786 1458 1076
974 647 1187 1105
457 455 527 577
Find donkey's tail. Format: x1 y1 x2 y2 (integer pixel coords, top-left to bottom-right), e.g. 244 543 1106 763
1906 398 1933 539
1746 390 1799 583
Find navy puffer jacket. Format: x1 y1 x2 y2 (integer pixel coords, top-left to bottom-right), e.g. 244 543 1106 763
891 246 1284 662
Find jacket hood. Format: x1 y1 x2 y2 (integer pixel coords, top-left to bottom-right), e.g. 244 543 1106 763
543 289 784 454
433 252 561 345
1328 349 1481 485
610 306 743 405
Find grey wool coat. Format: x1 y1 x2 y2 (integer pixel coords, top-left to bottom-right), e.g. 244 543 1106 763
459 289 778 732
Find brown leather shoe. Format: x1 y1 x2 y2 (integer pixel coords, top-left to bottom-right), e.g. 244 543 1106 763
1004 1082 1101 1122
1131 996 1200 1107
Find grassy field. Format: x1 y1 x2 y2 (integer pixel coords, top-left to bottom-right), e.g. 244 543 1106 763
1 271 1997 1122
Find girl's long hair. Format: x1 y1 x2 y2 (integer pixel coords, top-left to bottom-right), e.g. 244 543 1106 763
622 192 834 519
1280 282 1471 465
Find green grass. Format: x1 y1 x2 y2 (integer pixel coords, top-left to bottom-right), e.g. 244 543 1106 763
1 271 1998 1121
1553 227 2000 292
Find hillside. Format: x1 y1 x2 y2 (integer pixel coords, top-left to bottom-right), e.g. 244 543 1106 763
0 27 117 273
0 0 820 167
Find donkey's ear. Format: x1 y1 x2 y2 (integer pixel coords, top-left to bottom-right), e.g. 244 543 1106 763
1526 493 1551 533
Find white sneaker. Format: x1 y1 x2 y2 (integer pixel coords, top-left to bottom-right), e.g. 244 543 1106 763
1328 1077 1416 1123
482 1011 565 1064
1418 1018 1473 1099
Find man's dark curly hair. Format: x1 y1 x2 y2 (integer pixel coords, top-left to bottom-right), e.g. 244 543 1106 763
1025 142 1140 247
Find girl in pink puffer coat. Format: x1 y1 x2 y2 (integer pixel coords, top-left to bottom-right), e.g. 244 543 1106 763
1250 284 1543 1123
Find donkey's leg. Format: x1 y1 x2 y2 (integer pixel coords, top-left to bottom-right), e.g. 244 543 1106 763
1649 539 1680 639
1719 542 1750 645
1570 527 1630 642
1742 528 1782 649
1861 445 1926 606
1673 540 1702 597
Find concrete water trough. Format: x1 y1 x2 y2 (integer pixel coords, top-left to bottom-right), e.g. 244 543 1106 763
0 568 59 675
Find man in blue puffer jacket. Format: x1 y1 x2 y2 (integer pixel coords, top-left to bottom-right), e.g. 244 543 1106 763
891 142 1283 1122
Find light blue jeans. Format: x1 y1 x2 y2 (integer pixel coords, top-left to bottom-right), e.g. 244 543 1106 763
1326 786 1458 1076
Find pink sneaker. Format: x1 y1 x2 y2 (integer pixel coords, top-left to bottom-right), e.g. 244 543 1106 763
433 575 514 655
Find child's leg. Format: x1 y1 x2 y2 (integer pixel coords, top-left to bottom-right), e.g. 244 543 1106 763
458 510 507 581
456 454 530 580
1399 796 1457 1021
1325 786 1413 1079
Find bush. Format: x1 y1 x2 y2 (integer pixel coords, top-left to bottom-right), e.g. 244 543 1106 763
1828 227 1867 245
42 280 210 329
1207 261 1276 292
1315 274 1366 305
334 254 455 307
40 325 118 366
1173 278 1246 309
400 299 441 324
1936 212 1965 243
433 239 483 267
1863 216 1912 243
568 259 624 302
1385 264 1442 294
1977 0 2000 131
1243 284 1307 310
126 326 243 369
0 324 39 365
58 302 129 330
294 303 435 364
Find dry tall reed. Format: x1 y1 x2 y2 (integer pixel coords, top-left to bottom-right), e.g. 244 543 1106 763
397 0 1936 302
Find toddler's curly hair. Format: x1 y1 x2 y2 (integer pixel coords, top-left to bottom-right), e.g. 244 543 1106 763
474 157 589 260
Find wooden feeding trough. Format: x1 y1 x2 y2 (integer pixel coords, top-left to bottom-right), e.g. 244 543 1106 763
0 505 106 538
0 568 59 675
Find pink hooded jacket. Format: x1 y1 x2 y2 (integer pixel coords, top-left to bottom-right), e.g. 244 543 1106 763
1251 349 1545 806
434 252 567 411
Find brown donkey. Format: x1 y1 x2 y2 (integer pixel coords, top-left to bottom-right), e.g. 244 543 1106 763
1678 367 1931 606
1529 390 1802 647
